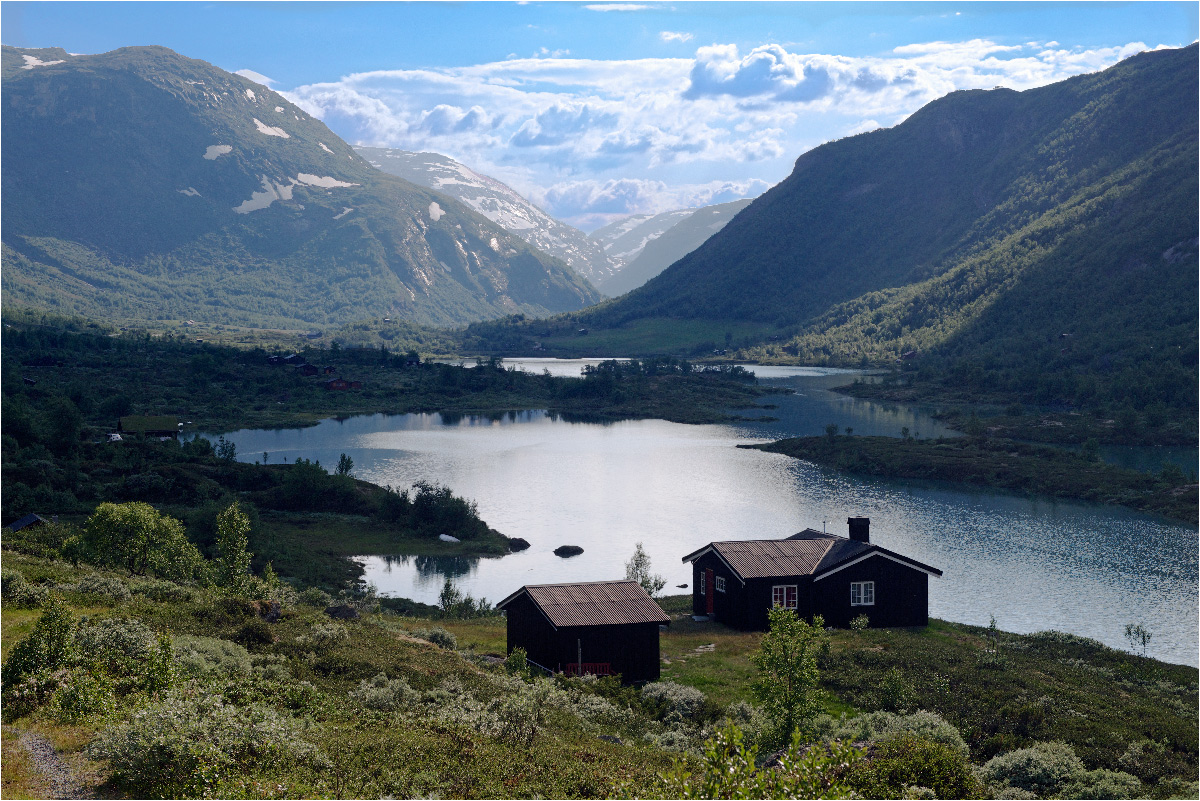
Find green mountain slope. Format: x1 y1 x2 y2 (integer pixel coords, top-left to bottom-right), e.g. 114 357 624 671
566 45 1196 411
1 45 601 329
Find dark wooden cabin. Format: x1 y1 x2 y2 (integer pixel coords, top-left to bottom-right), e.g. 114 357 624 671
682 518 941 630
497 580 670 683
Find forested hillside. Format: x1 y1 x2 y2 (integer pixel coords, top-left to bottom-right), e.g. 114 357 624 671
1 45 601 329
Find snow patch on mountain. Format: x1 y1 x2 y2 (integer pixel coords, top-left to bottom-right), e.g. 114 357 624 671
334 207 354 220
22 54 66 69
275 106 284 113
253 118 289 138
428 202 445 222
234 176 295 214
203 145 232 160
178 187 201 197
296 174 358 188
319 142 334 154
245 88 256 101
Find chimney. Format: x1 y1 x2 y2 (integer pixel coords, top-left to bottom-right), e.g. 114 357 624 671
847 517 870 543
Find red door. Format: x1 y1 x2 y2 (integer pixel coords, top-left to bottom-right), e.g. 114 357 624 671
705 569 715 615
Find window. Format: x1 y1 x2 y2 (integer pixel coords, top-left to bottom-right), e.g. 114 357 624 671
715 576 726 593
771 584 798 610
851 581 875 606
699 572 705 595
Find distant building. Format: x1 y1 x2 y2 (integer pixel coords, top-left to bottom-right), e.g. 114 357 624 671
5 513 50 532
498 580 670 683
682 518 941 630
296 363 319 376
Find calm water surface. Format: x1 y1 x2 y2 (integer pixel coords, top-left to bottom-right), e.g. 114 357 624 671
213 363 1198 666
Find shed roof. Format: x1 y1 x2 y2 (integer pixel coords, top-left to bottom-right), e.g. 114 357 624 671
682 531 941 582
498 580 671 628
6 513 48 531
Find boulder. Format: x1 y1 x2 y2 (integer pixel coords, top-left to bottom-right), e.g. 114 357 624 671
554 545 584 558
508 537 531 552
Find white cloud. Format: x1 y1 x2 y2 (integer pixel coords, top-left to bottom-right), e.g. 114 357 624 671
235 69 277 87
661 31 694 43
286 38 1159 224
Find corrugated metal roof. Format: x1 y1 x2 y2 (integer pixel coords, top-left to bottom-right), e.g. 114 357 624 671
703 536 874 579
500 580 671 628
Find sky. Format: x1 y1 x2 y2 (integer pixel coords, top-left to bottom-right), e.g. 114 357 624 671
4 2 1197 230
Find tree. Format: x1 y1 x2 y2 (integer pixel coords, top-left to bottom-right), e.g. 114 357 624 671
336 453 355 477
824 423 839 439
1124 622 1152 657
214 501 253 593
625 542 666 598
752 607 828 742
84 502 207 582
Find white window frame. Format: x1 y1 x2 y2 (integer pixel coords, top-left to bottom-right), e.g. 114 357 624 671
850 581 875 606
771 584 798 610
699 571 706 595
715 576 726 593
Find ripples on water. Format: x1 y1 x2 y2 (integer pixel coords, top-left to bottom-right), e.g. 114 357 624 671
213 363 1199 666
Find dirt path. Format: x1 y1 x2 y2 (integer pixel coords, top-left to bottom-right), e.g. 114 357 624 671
14 728 89 800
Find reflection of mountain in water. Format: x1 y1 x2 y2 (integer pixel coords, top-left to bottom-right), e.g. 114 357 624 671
377 553 481 585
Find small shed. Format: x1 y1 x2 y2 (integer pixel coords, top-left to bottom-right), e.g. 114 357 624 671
682 518 941 630
497 580 670 683
5 513 49 532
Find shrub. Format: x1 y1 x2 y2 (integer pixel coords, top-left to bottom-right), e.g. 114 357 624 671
131 577 195 603
73 573 133 602
504 647 529 676
234 620 275 648
413 626 456 649
351 672 415 711
850 614 871 631
983 740 1087 796
1 669 70 721
51 672 116 721
0 568 49 607
87 686 318 797
172 635 253 677
311 622 350 646
1061 768 1143 799
1 598 75 687
841 733 987 799
811 710 970 757
75 617 155 673
298 586 333 607
642 681 713 724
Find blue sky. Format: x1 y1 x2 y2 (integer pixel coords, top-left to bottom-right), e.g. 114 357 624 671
5 2 1197 228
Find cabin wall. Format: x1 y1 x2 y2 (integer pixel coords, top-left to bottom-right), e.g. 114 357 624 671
554 622 663 683
504 593 559 671
812 556 930 628
691 553 747 626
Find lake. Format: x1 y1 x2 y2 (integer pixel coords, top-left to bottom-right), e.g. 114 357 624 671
211 362 1199 666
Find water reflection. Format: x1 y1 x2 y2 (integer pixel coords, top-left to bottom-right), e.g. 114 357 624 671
212 364 1198 666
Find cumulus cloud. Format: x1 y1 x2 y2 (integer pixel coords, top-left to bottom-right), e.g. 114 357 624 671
284 38 1162 225
661 31 694 43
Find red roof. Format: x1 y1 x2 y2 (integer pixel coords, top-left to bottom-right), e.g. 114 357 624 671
498 580 671 628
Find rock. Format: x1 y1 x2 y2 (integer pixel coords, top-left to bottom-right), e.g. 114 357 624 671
438 533 461 543
676 583 688 589
598 735 623 745
252 599 282 623
554 545 584 558
324 603 359 620
508 537 531 552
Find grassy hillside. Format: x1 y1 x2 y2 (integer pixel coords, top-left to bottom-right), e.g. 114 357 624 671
2 561 1196 799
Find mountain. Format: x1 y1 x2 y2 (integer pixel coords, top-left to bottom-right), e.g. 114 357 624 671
590 209 696 268
356 147 617 288
570 45 1196 409
593 199 752 297
1 45 602 329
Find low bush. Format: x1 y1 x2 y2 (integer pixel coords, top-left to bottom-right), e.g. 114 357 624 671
75 617 155 673
87 686 319 797
73 573 133 603
1 598 75 687
413 626 456 649
351 672 415 711
811 710 970 757
0 568 49 607
298 586 333 607
51 671 116 721
641 680 718 725
841 732 987 799
172 635 253 677
983 740 1087 796
131 577 195 603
